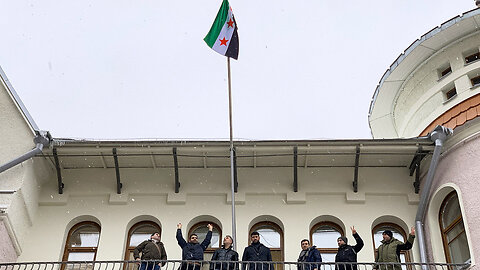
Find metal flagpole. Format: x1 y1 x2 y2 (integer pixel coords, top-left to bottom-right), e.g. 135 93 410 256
227 57 237 250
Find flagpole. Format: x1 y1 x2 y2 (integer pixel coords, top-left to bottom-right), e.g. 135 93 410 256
227 56 237 251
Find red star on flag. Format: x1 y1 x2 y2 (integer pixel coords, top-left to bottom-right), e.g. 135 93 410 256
219 37 229 46
227 18 234 28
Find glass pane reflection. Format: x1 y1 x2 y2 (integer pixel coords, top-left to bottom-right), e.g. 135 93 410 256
193 226 220 248
257 228 280 248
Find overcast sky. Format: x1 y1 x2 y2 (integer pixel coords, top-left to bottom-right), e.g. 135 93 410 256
0 1 476 140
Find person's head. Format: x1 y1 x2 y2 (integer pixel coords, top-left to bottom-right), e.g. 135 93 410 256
250 231 260 244
382 230 393 242
300 239 310 250
189 233 199 244
150 232 161 241
223 235 233 247
337 236 348 247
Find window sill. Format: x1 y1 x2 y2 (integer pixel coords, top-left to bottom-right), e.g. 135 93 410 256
437 72 452 82
464 58 480 66
443 94 457 104
470 84 480 90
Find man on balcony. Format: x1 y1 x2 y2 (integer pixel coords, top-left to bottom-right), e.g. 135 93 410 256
134 232 168 270
242 231 274 270
210 235 239 270
335 226 364 270
176 223 213 270
297 239 322 270
374 227 415 270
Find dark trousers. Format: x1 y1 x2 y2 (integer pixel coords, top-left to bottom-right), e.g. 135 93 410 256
140 262 160 270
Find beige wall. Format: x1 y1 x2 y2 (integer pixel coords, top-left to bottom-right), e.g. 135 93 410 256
0 72 53 262
16 165 420 263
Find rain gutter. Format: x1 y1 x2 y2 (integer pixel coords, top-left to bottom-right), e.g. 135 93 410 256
415 125 452 267
0 131 51 174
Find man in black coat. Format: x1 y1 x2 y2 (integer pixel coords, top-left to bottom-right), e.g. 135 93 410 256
210 235 239 270
241 231 274 270
335 226 364 270
134 232 168 270
177 223 213 270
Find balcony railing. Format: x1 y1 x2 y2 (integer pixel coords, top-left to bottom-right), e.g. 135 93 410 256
0 261 470 270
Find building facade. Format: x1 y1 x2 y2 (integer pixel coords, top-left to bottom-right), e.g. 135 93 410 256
1 5 480 270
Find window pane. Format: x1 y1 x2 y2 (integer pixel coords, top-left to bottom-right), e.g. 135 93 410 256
67 252 95 261
446 222 464 243
373 228 405 249
320 253 336 263
69 225 100 248
257 228 280 248
312 226 340 249
448 233 470 264
442 194 461 228
129 224 159 247
130 233 151 247
193 226 220 248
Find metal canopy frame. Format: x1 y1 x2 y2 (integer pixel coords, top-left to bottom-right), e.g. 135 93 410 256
409 146 429 194
42 138 435 194
112 148 123 194
52 148 64 194
353 146 360 193
173 147 180 193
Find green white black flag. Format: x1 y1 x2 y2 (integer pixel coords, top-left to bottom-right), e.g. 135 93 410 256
204 0 239 60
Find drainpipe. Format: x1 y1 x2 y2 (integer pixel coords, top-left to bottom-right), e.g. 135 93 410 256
0 130 51 173
415 125 451 267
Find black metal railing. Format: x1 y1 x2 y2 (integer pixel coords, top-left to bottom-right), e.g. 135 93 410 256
0 261 471 270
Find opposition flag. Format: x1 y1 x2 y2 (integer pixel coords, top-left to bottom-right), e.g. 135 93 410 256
204 0 239 60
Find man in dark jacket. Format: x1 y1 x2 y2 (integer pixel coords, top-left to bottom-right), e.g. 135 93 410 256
176 223 213 270
210 235 239 270
297 239 322 270
374 227 415 270
241 231 274 270
335 226 364 270
134 232 168 270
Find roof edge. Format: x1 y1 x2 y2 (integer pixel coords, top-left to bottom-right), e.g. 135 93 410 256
0 65 39 133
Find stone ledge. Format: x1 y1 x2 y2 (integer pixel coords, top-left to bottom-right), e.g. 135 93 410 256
226 192 246 205
286 192 306 204
38 193 68 206
346 191 366 204
109 193 129 205
167 193 186 205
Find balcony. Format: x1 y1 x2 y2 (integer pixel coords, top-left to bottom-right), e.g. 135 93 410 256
0 260 470 270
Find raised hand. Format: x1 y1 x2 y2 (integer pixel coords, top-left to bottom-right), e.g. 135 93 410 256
351 226 357 234
410 227 415 235
177 223 182 229
207 223 213 231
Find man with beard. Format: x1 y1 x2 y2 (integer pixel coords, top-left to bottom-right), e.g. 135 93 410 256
176 223 213 270
297 239 322 270
241 231 274 270
335 226 364 270
210 235 239 270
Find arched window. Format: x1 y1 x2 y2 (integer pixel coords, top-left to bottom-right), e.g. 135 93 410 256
62 221 101 270
124 221 162 270
188 221 222 261
310 222 344 262
372 223 411 270
439 192 470 264
250 221 284 269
